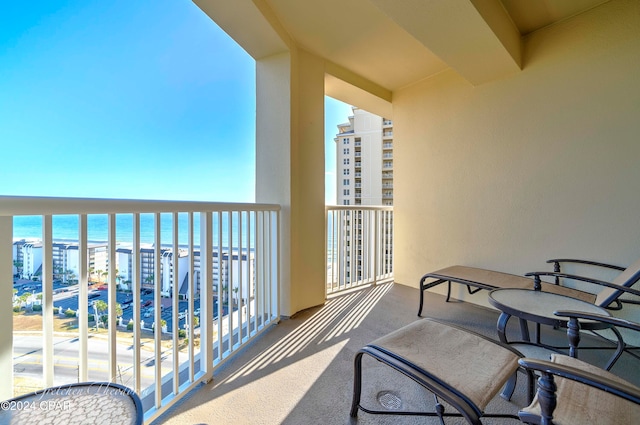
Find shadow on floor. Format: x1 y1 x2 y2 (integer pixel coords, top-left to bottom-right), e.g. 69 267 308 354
153 283 640 424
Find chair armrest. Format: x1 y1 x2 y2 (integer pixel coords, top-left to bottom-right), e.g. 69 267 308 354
518 358 640 405
547 258 626 272
524 271 640 297
554 310 640 332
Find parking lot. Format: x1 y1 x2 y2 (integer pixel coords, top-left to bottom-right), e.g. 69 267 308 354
12 280 222 332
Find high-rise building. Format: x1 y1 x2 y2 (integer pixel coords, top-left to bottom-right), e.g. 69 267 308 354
335 107 393 206
331 108 394 285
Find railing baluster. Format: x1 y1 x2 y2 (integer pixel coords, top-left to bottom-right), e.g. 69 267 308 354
264 211 270 324
246 211 253 338
172 212 179 395
153 212 162 408
78 215 88 382
42 215 54 387
373 209 378 286
132 213 141 394
216 211 223 362
108 213 117 382
0 216 13 400
257 211 264 329
238 211 244 345
228 211 233 353
200 211 213 380
272 210 280 321
187 212 195 383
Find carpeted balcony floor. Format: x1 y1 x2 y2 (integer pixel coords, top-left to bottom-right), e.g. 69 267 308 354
152 282 640 424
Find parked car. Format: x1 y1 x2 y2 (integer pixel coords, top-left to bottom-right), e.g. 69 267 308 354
98 285 108 290
88 292 100 299
142 300 152 307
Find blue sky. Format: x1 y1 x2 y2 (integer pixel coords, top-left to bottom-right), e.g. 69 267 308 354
0 1 352 204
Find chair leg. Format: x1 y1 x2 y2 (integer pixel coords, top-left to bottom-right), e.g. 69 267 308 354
433 395 446 425
418 284 425 317
350 352 364 417
500 373 517 400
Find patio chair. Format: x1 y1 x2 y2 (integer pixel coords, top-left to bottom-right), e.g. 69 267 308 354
418 257 640 316
0 382 143 425
519 354 640 425
350 318 533 424
517 307 640 424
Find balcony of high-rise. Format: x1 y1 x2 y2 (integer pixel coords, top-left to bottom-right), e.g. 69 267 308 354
3 0 640 424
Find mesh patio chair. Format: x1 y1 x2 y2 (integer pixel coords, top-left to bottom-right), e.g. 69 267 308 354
418 257 640 316
517 307 640 424
350 318 533 424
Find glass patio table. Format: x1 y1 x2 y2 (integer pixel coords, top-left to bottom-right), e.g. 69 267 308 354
488 288 616 347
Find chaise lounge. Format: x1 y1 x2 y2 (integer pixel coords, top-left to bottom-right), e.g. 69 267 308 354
418 257 640 317
351 311 640 424
350 318 531 424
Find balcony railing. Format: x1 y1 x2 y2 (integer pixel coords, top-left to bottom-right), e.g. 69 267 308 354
326 206 393 294
0 196 280 423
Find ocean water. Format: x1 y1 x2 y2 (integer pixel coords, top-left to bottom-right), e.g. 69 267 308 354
13 213 254 247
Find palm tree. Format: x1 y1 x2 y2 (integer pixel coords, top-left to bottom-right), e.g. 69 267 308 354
115 269 124 289
13 260 23 276
94 300 108 318
144 274 154 292
93 300 107 328
222 284 229 305
18 292 32 310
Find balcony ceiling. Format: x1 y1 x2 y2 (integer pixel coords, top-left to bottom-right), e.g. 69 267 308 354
196 0 610 89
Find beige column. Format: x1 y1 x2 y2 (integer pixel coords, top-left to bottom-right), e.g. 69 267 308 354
256 48 326 317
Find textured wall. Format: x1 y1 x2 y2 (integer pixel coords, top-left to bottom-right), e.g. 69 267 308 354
393 0 640 307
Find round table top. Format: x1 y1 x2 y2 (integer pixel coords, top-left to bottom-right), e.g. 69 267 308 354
0 382 141 425
488 288 610 327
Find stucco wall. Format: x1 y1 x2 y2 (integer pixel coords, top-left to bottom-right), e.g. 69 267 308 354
257 48 327 316
393 0 640 305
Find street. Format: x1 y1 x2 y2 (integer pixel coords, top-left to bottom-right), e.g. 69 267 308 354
12 332 190 391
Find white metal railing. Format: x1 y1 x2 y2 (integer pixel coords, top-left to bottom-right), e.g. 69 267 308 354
1 196 280 423
325 206 393 295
